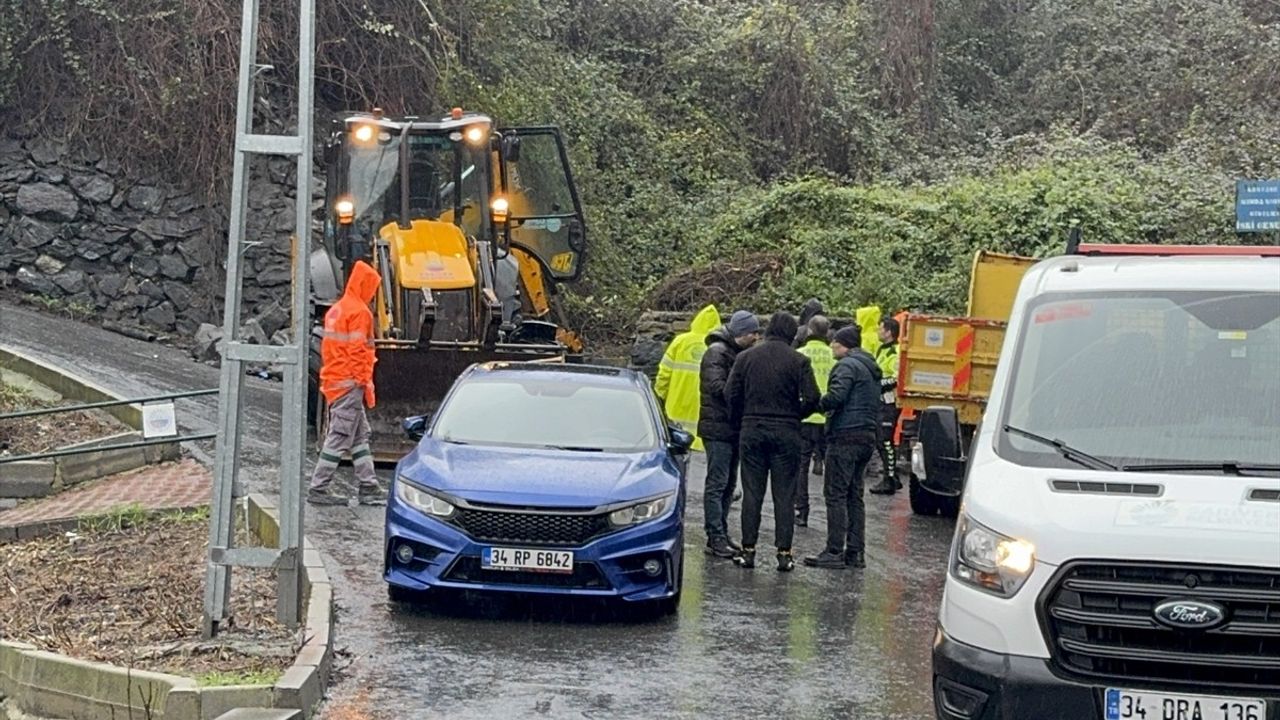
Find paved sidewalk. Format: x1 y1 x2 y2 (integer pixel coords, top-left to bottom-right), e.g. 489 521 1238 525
0 459 211 538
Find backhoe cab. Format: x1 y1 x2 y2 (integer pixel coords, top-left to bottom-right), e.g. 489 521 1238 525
309 108 589 459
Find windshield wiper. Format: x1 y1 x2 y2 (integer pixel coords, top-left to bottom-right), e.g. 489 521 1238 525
1003 425 1119 471
543 444 605 453
1121 461 1280 477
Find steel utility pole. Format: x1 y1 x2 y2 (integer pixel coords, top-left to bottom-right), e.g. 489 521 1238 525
203 0 315 636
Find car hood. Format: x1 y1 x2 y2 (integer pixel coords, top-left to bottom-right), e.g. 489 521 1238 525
397 440 680 508
965 453 1280 568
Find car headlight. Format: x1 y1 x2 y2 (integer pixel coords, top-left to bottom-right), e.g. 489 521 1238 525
609 493 676 528
395 477 456 518
951 513 1035 597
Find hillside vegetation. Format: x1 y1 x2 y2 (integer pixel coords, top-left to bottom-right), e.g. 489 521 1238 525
3 0 1277 339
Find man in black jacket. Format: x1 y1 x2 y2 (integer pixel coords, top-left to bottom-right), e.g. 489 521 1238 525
804 325 882 570
725 312 821 571
698 310 761 558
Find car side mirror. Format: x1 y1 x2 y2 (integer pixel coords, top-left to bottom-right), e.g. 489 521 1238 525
919 406 965 480
668 426 694 455
402 414 430 442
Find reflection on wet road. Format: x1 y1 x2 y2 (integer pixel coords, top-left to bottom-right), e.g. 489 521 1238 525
311 455 953 720
1 304 954 719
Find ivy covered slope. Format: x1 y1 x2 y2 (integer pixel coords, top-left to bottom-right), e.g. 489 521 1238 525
3 0 1277 340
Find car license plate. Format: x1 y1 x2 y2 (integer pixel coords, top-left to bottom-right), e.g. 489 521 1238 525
1106 688 1268 720
482 547 574 574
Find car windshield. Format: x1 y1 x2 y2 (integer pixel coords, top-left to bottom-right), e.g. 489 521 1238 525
999 290 1280 472
431 376 660 453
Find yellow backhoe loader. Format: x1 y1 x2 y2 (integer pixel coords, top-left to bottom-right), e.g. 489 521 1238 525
307 108 588 461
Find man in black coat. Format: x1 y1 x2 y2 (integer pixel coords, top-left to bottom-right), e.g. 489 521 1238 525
804 325 882 570
725 311 821 571
697 310 761 558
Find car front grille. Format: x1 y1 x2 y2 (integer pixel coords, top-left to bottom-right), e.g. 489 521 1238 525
1039 561 1280 691
442 556 610 589
447 507 611 546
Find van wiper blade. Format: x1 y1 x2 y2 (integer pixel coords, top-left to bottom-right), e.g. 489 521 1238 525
1003 425 1119 471
1121 461 1280 477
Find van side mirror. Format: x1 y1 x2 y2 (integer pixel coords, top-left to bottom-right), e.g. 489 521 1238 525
402 414 430 442
919 406 965 485
668 426 694 456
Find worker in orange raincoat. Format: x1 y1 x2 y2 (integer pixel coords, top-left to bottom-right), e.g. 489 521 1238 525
308 260 384 506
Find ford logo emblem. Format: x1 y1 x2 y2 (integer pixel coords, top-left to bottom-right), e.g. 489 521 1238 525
1153 598 1228 631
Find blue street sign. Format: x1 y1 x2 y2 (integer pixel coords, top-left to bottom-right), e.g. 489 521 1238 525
1236 180 1280 233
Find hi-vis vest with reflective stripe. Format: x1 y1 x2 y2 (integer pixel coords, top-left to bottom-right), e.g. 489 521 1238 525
798 339 835 424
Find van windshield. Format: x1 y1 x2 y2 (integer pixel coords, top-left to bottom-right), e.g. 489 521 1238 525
999 291 1280 472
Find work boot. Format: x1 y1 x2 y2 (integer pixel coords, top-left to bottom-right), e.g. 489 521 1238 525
733 546 756 569
776 550 795 572
705 538 736 559
358 484 387 506
803 551 847 569
795 509 808 527
307 487 348 506
726 538 743 553
869 478 897 495
845 550 866 569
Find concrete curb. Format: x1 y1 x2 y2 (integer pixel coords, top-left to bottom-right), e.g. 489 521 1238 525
0 345 180 498
0 496 334 720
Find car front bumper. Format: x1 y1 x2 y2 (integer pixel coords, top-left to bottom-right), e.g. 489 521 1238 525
932 628 1280 720
383 500 682 603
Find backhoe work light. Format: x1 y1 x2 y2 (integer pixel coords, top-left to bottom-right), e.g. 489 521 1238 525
464 125 487 144
335 198 355 225
352 124 375 144
490 196 510 224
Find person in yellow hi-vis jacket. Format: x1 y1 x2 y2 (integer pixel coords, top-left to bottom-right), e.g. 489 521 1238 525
855 305 883 355
654 304 720 451
794 315 836 527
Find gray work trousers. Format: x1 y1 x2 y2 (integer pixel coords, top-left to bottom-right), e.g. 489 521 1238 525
310 387 377 491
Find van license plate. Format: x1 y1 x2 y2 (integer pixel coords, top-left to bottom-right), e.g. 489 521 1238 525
1106 688 1267 720
482 547 574 574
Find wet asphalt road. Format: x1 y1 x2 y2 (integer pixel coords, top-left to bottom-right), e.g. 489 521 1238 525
2 302 954 719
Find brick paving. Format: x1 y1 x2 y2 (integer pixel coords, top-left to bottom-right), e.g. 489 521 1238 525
0 458 211 529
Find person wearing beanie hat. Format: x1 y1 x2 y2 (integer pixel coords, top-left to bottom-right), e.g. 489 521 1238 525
793 315 835 527
697 310 762 558
724 311 821 572
804 323 882 570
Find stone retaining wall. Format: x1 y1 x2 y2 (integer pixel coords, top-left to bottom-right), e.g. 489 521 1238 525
0 136 316 338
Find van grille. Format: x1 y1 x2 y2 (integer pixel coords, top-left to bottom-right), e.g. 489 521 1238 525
1039 561 1280 691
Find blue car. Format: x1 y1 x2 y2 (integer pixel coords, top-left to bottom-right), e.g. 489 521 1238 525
384 362 692 614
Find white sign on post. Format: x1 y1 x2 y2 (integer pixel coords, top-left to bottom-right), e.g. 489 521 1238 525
142 401 178 439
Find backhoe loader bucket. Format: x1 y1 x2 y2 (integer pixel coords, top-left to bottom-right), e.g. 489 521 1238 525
317 341 568 463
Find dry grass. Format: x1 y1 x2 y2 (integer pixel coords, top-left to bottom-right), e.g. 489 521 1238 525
0 508 297 678
0 382 129 457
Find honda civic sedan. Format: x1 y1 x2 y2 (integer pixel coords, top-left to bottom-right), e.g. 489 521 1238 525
384 362 691 614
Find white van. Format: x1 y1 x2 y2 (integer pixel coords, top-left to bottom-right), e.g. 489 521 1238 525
930 244 1280 720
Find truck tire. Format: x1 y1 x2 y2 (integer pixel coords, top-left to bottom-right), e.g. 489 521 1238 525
937 493 961 518
909 473 938 516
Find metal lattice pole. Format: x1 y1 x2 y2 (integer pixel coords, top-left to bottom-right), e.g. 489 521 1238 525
204 0 315 637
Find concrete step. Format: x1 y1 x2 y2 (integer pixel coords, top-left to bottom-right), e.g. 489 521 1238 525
213 709 302 720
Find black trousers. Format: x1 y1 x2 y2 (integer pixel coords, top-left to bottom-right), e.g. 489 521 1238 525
824 440 875 555
794 422 824 513
738 418 801 551
877 404 901 482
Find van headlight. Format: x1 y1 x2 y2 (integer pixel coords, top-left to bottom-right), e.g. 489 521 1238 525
609 493 676 527
395 478 456 518
951 513 1035 597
